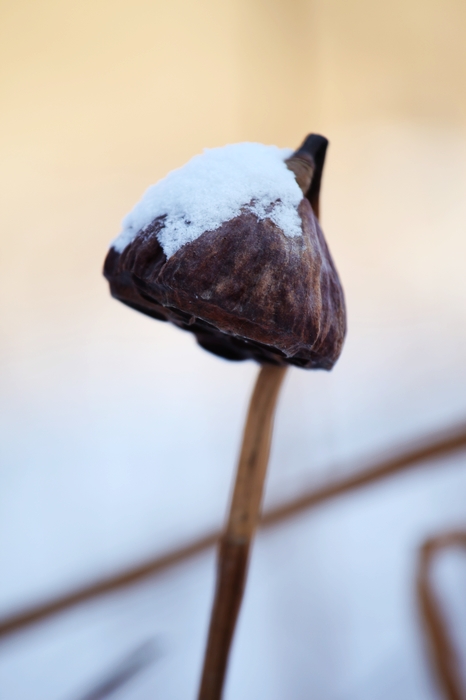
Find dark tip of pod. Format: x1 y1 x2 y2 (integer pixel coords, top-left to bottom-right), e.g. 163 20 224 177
293 134 329 219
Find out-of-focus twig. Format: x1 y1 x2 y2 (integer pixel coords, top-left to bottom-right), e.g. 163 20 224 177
418 531 466 700
1 421 465 640
262 422 466 527
71 639 160 700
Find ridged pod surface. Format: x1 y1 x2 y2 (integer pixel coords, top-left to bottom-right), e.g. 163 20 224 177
104 134 346 369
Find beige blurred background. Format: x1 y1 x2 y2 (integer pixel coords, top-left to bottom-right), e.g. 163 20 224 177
1 1 466 699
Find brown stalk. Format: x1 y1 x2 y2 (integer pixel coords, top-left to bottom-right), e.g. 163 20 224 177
198 364 287 700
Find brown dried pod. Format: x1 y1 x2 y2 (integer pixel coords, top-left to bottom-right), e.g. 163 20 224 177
103 135 346 369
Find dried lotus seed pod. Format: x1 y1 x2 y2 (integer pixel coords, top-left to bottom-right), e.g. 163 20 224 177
103 134 346 369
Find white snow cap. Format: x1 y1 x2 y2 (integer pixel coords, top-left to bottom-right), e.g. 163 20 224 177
112 143 304 259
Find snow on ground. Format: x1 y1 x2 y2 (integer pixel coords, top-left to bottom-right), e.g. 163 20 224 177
1 454 466 700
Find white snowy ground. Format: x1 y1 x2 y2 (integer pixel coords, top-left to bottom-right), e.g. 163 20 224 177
1 124 466 698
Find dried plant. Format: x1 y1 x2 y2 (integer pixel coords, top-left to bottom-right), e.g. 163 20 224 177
102 134 346 698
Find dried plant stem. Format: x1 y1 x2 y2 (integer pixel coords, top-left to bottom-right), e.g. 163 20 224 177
198 364 287 700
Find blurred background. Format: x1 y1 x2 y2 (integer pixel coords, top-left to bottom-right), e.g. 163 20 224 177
1 0 466 698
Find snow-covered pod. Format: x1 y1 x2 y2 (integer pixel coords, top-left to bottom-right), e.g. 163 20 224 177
103 134 346 369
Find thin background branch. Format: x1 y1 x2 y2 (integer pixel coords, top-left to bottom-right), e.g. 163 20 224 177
418 531 466 700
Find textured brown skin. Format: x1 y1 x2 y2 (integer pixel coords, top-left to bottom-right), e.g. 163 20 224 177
104 146 346 369
104 199 345 369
